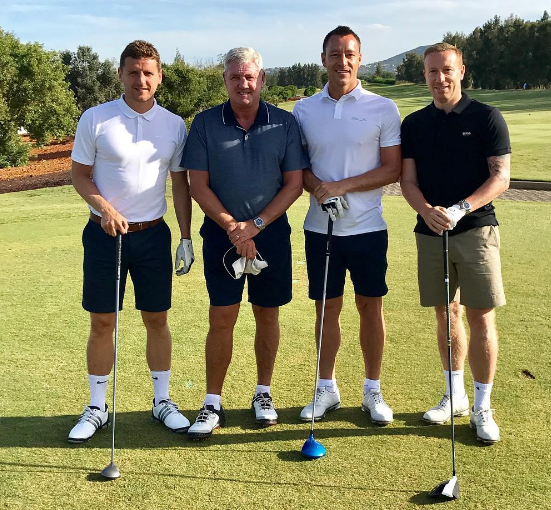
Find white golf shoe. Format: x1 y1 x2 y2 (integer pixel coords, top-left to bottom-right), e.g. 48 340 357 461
470 407 500 444
187 405 226 440
68 405 108 443
152 399 190 433
252 392 278 427
423 393 470 425
361 390 394 425
300 386 341 421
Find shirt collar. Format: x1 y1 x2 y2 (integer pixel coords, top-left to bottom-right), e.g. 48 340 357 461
320 80 363 102
429 92 471 117
117 95 158 121
221 100 270 127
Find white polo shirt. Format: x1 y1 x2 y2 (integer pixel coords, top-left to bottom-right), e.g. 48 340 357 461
293 81 401 236
72 96 187 222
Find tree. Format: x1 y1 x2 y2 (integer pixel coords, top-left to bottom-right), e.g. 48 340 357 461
0 28 79 168
396 52 424 83
61 46 122 113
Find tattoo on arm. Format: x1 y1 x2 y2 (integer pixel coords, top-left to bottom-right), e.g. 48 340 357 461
487 154 511 182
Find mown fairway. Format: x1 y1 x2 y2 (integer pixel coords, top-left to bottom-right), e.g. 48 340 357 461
1 185 550 509
281 84 551 182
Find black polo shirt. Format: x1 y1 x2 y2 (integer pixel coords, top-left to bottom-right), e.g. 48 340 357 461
401 93 511 236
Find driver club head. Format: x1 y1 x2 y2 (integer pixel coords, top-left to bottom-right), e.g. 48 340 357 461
429 475 459 500
301 433 326 460
101 462 120 480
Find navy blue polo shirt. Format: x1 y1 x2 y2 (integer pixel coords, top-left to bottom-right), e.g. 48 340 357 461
181 100 309 224
401 93 511 236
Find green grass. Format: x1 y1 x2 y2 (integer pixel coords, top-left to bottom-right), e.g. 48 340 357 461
1 185 550 509
280 84 551 181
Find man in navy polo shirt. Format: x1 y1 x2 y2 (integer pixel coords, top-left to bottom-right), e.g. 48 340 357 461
182 47 308 439
401 42 511 444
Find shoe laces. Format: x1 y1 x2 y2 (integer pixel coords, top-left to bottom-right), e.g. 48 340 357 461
253 392 274 410
436 394 451 409
158 399 179 412
473 408 494 424
314 387 328 403
78 406 100 423
369 391 386 406
196 406 215 423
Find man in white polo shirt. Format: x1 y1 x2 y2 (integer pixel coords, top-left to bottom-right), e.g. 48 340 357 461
293 26 401 425
68 40 194 443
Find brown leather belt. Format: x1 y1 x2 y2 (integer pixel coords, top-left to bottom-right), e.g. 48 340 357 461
89 213 164 232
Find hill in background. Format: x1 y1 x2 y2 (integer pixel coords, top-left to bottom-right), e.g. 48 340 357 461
360 45 429 74
265 45 429 76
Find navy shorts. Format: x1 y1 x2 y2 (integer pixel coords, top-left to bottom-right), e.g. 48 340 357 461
82 220 172 313
305 229 388 300
201 216 292 307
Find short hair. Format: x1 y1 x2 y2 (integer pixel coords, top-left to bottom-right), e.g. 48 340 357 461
423 43 463 65
223 47 263 73
322 26 361 54
120 40 161 69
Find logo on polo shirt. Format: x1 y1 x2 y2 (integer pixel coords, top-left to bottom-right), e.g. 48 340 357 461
351 116 367 121
462 131 472 137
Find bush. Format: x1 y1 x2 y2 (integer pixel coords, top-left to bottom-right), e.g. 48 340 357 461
0 28 78 167
0 101 30 168
304 86 317 97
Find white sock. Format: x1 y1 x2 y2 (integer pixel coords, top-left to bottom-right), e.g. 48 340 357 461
444 370 465 397
364 378 380 394
318 378 337 392
88 374 109 411
151 370 170 406
474 381 493 410
255 384 270 396
204 393 221 410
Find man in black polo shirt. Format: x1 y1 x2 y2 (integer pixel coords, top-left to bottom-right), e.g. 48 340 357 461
400 42 511 444
181 47 307 439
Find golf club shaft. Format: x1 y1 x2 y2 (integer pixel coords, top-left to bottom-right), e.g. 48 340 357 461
310 217 334 434
443 231 457 477
110 234 122 465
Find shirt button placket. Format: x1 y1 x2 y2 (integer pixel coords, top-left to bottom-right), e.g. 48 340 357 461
137 116 143 191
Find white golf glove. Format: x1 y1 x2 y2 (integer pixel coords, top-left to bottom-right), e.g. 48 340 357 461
445 205 466 230
232 256 268 279
175 239 194 275
321 196 349 221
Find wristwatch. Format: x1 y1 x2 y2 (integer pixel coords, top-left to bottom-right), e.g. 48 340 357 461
253 216 266 230
457 200 472 214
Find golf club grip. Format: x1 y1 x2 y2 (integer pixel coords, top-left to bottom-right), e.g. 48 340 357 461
326 217 333 254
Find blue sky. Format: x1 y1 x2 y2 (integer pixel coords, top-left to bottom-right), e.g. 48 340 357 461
2 1 549 67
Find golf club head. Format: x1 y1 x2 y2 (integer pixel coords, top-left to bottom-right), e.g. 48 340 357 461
301 433 326 459
429 475 459 500
100 462 120 480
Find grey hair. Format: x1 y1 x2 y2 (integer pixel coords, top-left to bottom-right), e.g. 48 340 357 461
223 47 263 73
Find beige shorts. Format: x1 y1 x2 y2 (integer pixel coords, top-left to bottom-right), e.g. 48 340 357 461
416 226 506 309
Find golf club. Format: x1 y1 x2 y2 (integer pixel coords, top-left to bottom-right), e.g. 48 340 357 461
301 215 333 460
429 230 459 500
101 233 122 480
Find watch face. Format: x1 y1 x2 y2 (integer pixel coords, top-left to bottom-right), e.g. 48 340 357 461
254 217 265 229
460 200 472 212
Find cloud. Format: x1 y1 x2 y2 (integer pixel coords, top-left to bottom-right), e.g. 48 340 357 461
64 14 130 30
366 24 392 30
